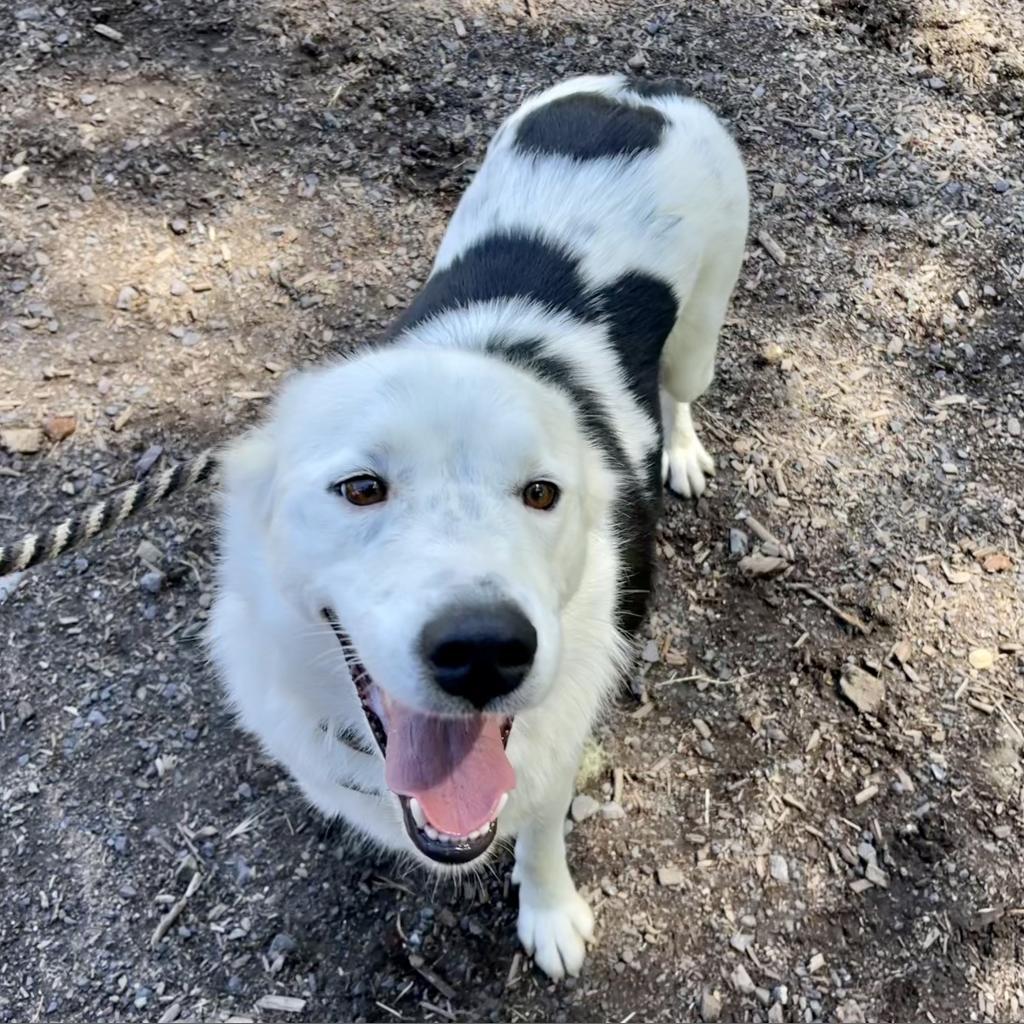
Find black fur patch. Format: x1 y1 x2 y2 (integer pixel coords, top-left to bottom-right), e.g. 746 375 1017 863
593 272 678 424
514 92 666 161
492 339 659 633
391 232 590 335
629 77 689 99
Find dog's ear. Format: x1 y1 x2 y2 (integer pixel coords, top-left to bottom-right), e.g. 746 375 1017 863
220 426 278 530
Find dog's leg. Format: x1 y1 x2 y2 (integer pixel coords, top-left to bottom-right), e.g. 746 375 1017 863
660 390 716 498
660 232 746 498
512 777 594 980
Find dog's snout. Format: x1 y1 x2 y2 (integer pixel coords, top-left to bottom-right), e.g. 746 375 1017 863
421 603 537 708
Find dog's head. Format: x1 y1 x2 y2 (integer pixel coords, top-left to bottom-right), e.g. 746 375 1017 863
223 345 616 864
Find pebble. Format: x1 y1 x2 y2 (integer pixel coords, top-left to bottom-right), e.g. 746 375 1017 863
992 178 1010 193
731 963 755 994
135 445 163 477
729 528 749 556
78 184 95 202
116 285 139 311
657 865 684 887
769 854 789 883
641 638 659 662
135 539 162 566
627 52 647 69
268 932 297 957
15 6 45 20
570 793 600 822
730 932 753 953
768 1003 785 1023
170 280 187 296
1008 416 1021 437
953 289 971 310
969 648 995 671
16 699 36 725
700 990 722 1022
139 570 165 595
170 218 188 235
601 801 626 820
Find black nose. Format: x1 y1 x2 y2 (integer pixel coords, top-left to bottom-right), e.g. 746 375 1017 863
420 603 537 709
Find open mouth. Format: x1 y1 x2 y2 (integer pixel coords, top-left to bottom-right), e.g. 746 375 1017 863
323 609 513 865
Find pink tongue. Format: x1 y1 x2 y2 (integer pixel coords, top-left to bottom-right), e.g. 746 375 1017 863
381 694 515 836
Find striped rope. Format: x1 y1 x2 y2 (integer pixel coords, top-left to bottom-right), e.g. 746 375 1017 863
0 448 218 577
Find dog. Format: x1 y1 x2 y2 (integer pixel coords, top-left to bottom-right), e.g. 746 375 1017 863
210 74 748 980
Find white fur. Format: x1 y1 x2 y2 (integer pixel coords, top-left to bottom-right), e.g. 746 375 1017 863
210 74 747 980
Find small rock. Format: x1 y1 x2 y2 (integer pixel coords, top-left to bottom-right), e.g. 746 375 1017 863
840 666 885 716
808 952 825 973
1 166 30 187
79 92 98 106
641 638 659 663
928 76 947 90
1 427 44 454
769 854 789 883
657 865 684 887
135 445 163 477
730 963 755 995
43 415 76 442
992 824 1012 839
992 179 1011 194
570 794 600 822
1007 416 1021 437
16 7 45 21
627 52 647 69
700 990 722 1022
969 648 995 671
739 552 788 576
865 863 889 888
730 932 753 953
87 708 108 726
170 217 188 235
768 1003 785 1023
169 280 187 296
135 539 162 566
729 528 749 556
953 289 971 310
16 699 36 725
139 570 165 595
761 341 785 364
115 285 139 311
601 801 626 820
268 932 297 958
78 184 95 202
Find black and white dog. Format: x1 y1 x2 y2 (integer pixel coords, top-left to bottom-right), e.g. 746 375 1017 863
211 74 748 979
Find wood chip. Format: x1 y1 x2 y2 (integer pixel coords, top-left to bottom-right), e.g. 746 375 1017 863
657 865 684 887
93 23 124 41
0 427 43 453
840 667 885 716
739 552 788 576
981 553 1012 573
112 405 134 432
255 995 307 1014
850 878 873 894
854 784 879 805
757 229 787 266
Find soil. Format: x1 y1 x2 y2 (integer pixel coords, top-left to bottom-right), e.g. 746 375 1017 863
2 1 1023 1022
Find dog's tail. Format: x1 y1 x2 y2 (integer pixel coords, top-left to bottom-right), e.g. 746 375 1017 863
0 448 218 577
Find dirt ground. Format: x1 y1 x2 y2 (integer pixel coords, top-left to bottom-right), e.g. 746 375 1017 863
2 0 1023 1021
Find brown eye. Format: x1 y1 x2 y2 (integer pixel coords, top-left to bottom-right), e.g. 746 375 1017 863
335 475 388 507
523 480 560 511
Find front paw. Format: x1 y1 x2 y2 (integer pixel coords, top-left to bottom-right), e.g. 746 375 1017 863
664 436 716 498
516 889 594 980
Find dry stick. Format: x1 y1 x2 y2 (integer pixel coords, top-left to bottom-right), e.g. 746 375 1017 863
150 872 202 948
786 581 871 636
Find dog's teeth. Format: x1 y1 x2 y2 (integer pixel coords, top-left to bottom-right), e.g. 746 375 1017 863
409 798 427 828
495 792 509 817
424 825 439 841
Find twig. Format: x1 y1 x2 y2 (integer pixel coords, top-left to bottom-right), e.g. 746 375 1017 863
786 582 870 636
150 872 202 948
524 0 538 17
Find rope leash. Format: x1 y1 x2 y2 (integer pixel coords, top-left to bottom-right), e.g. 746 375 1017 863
0 448 219 577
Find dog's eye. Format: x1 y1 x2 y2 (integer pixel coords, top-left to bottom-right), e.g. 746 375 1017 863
522 480 560 511
334 475 388 507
